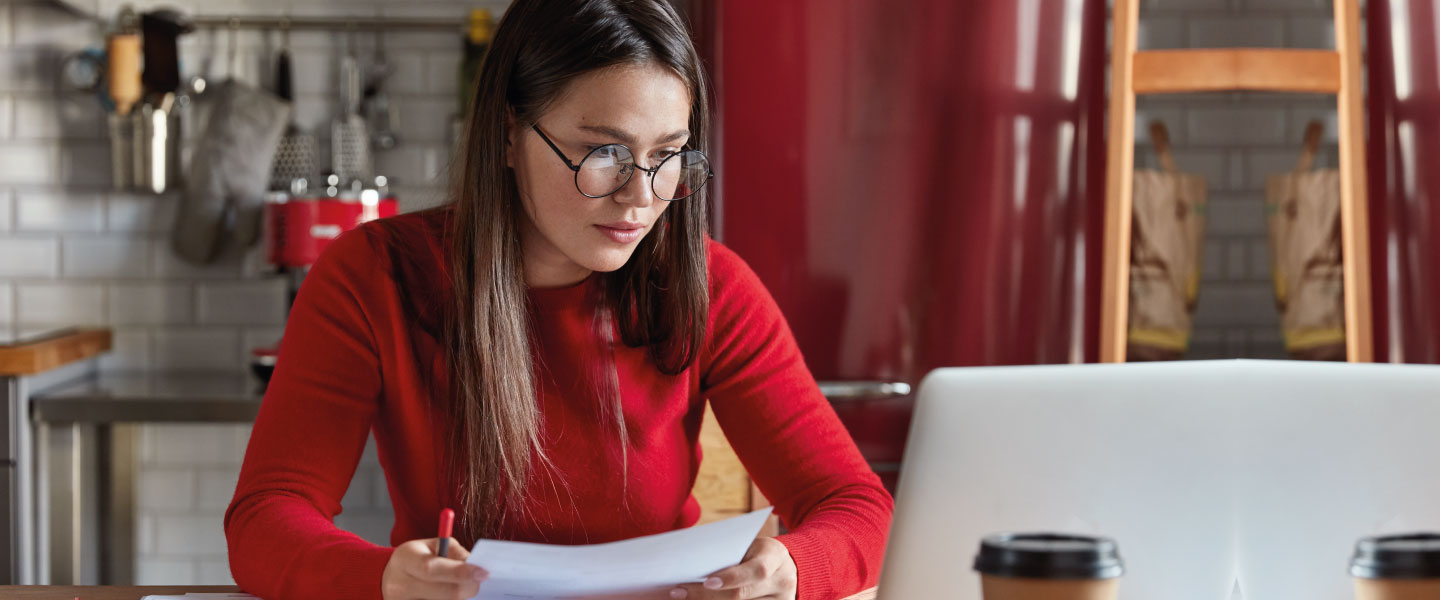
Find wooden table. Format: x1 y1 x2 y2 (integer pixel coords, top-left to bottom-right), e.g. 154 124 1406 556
0 586 878 599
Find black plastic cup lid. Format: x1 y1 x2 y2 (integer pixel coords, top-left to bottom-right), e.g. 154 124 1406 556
1351 533 1440 579
973 533 1125 580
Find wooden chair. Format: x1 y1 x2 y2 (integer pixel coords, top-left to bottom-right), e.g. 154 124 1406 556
1099 0 1372 363
691 404 778 536
694 407 874 598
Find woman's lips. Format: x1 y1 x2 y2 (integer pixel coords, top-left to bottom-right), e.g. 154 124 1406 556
595 224 644 244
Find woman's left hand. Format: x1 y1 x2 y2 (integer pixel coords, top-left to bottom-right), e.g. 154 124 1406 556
668 537 797 600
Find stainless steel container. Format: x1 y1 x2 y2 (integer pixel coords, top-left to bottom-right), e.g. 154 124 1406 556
109 99 182 194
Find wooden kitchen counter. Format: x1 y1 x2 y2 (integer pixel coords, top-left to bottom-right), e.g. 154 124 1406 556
0 329 112 376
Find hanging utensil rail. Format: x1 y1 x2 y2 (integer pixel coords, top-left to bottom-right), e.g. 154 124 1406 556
189 15 461 32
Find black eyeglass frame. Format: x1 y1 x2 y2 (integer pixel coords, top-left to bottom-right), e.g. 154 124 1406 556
529 123 714 201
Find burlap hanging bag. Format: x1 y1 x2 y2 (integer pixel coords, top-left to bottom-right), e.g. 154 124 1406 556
1128 121 1209 361
1265 121 1346 361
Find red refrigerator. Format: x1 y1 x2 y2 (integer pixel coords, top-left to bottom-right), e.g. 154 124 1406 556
694 0 1110 489
1367 0 1440 364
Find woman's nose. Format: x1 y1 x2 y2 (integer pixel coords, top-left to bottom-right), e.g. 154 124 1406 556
611 165 657 207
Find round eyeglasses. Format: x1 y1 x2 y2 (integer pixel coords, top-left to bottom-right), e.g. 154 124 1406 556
530 123 714 201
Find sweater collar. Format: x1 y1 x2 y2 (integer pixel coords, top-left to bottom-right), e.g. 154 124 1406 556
526 273 596 311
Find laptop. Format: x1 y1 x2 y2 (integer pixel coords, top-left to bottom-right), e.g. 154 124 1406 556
876 360 1440 600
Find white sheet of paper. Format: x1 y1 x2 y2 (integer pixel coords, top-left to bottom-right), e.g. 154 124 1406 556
466 507 774 600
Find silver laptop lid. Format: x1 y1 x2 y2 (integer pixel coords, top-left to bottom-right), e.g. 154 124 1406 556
878 360 1440 600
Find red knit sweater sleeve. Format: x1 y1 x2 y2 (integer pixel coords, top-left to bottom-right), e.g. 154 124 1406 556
225 226 393 600
701 241 895 600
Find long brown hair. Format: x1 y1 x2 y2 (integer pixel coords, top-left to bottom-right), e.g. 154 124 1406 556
445 0 711 541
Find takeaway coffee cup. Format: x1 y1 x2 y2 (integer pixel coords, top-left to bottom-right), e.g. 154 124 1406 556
973 533 1124 600
1351 533 1440 600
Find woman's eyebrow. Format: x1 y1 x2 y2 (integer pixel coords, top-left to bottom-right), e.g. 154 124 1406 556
579 124 690 145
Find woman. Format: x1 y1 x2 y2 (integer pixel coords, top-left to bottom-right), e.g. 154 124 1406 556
224 1 892 599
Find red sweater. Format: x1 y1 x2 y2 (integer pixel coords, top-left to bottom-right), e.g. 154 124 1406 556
225 207 892 600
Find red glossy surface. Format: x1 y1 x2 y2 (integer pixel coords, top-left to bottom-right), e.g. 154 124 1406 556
1367 0 1440 363
704 1 1108 478
265 196 399 268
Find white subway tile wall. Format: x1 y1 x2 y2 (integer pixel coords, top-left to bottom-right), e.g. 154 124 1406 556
136 558 195 587
156 515 228 557
0 281 12 325
196 560 235 586
1136 15 1186 50
1186 107 1289 146
12 95 106 140
0 189 13 231
0 237 56 277
195 281 288 326
334 439 400 545
151 327 241 371
15 191 105 233
16 282 104 325
10 1 100 49
63 237 154 278
0 0 516 582
1144 0 1228 10
139 470 199 512
1134 0 1343 359
240 325 286 355
98 327 152 371
1207 194 1268 236
0 143 63 185
107 192 180 234
149 242 245 280
1188 16 1288 48
196 470 241 511
136 425 244 584
61 142 114 186
110 283 194 325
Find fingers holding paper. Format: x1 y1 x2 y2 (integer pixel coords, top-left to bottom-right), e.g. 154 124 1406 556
462 508 779 600
668 537 798 600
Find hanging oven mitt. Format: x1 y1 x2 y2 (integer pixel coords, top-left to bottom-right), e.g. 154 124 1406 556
171 79 291 264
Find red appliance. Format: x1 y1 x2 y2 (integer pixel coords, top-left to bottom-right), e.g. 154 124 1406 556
253 178 399 382
265 181 399 268
1366 0 1440 363
695 0 1109 489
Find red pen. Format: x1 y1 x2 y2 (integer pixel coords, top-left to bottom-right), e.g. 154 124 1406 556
437 508 455 558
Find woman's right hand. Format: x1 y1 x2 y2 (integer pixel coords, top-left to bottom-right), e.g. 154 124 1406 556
381 537 489 600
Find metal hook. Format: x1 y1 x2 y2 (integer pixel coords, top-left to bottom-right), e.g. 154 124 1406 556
226 16 239 78
373 10 386 58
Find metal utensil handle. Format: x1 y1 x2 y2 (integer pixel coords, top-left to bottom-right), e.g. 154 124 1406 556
817 381 912 401
341 55 361 116
226 17 238 79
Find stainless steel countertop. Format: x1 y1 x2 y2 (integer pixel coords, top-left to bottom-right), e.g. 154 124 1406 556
30 372 263 423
